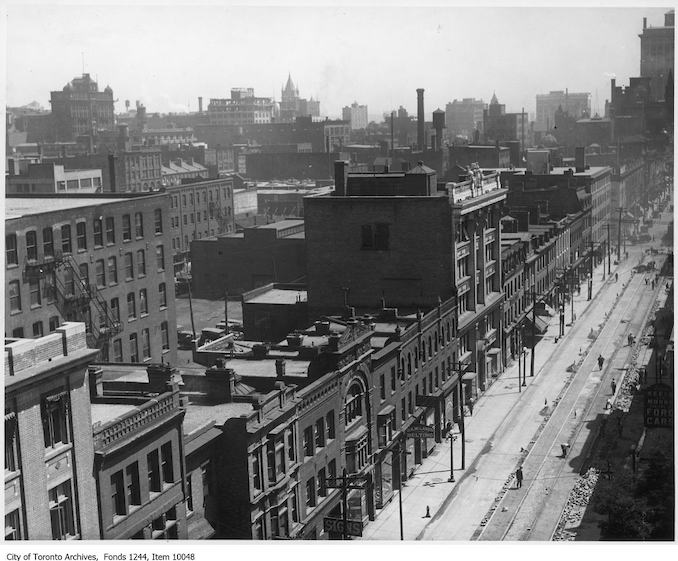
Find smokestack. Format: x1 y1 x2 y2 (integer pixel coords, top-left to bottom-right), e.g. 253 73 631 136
334 160 349 196
575 147 585 173
432 109 445 152
198 96 203 113
417 88 425 151
643 17 647 29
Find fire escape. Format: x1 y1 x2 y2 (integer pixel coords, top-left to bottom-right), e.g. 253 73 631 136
23 252 122 351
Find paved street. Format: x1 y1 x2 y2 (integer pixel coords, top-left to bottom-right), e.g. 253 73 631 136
361 205 672 541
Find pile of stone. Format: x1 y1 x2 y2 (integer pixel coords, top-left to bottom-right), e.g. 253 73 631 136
553 467 599 541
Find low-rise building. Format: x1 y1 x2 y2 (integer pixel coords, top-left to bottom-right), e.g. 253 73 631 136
5 162 103 194
4 322 100 540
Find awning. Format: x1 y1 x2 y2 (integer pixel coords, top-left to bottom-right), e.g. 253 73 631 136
462 371 478 381
524 315 549 334
378 404 396 417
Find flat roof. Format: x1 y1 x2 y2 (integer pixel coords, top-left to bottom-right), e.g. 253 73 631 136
91 403 139 427
5 197 129 219
246 288 308 305
183 401 253 433
550 166 611 178
256 219 304 230
223 358 311 378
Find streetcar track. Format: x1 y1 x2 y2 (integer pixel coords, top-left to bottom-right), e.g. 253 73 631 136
487 268 653 540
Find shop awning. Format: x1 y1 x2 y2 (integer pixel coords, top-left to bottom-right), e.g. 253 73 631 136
524 315 549 334
378 404 396 417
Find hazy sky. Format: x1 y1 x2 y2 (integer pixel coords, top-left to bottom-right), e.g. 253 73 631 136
4 1 672 121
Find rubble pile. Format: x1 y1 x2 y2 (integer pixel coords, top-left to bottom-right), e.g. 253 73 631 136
553 467 600 541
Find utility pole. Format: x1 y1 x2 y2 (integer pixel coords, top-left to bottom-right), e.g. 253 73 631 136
607 222 611 275
588 239 594 301
325 469 368 540
530 292 536 376
617 206 623 262
224 290 229 335
518 338 522 393
457 361 466 469
396 443 404 540
187 273 196 341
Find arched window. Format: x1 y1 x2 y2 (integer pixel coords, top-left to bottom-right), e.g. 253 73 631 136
414 348 419 368
434 333 438 353
345 382 363 425
407 353 412 377
427 337 432 357
446 322 451 342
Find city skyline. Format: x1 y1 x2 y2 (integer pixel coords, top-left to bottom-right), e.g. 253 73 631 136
5 2 671 121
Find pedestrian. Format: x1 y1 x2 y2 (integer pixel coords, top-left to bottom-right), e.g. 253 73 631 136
515 466 524 489
598 355 605 370
611 377 617 394
615 272 618 282
651 280 655 289
645 278 649 285
468 397 474 416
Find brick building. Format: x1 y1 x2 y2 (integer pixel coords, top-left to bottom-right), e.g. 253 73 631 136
639 10 675 102
207 88 276 126
242 283 308 342
191 219 306 298
5 322 100 540
89 363 187 539
5 162 103 194
50 74 115 142
445 98 486 140
5 192 178 365
483 93 528 146
166 176 236 275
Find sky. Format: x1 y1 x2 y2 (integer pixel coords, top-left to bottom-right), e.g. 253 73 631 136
3 1 673 121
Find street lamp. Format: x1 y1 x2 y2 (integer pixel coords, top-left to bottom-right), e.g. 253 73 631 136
448 430 457 482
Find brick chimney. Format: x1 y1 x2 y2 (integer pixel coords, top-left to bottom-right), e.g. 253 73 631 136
205 364 237 403
417 88 425 151
147 363 175 393
575 147 585 173
334 160 349 196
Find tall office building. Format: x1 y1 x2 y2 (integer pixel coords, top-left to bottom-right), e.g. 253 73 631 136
639 10 675 100
535 90 591 132
342 102 369 130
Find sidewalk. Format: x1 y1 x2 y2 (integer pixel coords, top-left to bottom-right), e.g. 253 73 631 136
361 253 635 540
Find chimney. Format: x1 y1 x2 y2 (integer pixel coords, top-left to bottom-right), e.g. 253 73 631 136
333 160 349 196
252 343 268 359
205 365 236 403
198 96 203 113
147 363 174 393
417 88 425 151
643 17 647 29
275 359 286 379
575 147 585 173
401 161 410 172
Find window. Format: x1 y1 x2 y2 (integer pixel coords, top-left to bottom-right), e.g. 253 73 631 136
161 442 174 484
380 374 386 400
76 222 87 250
107 256 118 284
318 467 327 497
49 316 60 332
5 509 22 540
134 213 144 238
93 218 103 247
61 225 72 253
126 463 141 507
33 321 44 338
156 245 165 270
111 470 126 516
303 427 314 457
136 249 146 276
113 338 123 362
141 328 151 359
267 444 276 482
122 215 131 241
110 298 120 323
9 281 21 312
287 429 296 463
328 459 337 482
78 263 89 288
49 481 76 539
28 279 42 308
183 215 187 225
5 413 18 474
326 410 335 439
42 392 70 448
6 234 18 265
139 289 148 316
124 252 134 280
153 208 163 234
159 283 167 308
106 217 115 244
147 450 161 493
161 321 169 350
345 383 363 425
95 259 106 288
252 452 262 492
127 293 136 319
315 418 325 449
64 267 75 296
129 333 139 362
378 411 395 448
391 366 396 392
12 328 23 338
374 223 390 250
41 227 54 259
26 230 38 261
306 477 316 507
361 224 373 249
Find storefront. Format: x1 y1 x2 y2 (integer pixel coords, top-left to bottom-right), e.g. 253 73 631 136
373 448 395 509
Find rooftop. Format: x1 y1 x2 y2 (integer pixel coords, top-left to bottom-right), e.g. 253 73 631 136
91 403 138 427
182 401 253 433
5 196 131 220
245 288 308 305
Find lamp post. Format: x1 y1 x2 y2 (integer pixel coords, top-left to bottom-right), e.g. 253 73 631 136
395 441 404 540
522 346 527 386
530 292 536 377
448 431 457 482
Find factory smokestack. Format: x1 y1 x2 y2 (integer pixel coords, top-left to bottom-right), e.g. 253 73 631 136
417 88 425 151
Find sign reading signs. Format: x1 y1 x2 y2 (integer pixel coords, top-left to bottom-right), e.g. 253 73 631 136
323 517 362 537
644 383 673 427
405 423 435 439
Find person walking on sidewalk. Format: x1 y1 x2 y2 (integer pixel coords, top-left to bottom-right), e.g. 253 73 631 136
515 466 524 489
611 377 617 394
468 397 475 416
598 355 605 370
